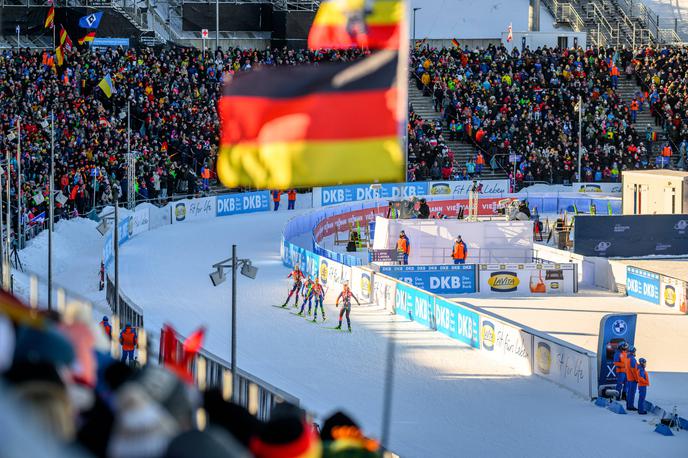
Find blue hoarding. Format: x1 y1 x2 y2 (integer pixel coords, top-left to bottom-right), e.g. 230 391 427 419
626 267 660 304
597 314 637 387
91 38 130 48
380 265 476 294
318 182 428 206
103 216 131 267
216 191 270 217
434 298 480 348
394 282 434 329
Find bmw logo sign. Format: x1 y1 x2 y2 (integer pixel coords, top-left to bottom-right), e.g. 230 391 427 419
612 319 628 336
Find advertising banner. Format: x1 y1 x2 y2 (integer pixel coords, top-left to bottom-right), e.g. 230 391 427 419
314 182 428 207
596 314 637 389
394 282 435 329
533 336 592 398
379 265 476 294
350 267 373 304
478 263 576 295
574 215 688 257
129 207 150 237
659 275 687 313
433 298 480 348
573 182 622 194
103 216 131 267
479 316 533 374
317 256 352 301
172 196 216 224
626 267 660 304
426 179 510 197
373 274 398 313
216 191 270 217
312 180 510 207
313 206 383 242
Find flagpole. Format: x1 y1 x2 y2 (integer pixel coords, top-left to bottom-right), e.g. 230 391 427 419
17 118 22 250
48 111 54 311
5 146 11 280
578 94 582 182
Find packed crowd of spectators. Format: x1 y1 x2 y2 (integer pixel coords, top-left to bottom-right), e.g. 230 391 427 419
0 45 366 242
411 44 662 186
633 46 688 168
0 291 382 457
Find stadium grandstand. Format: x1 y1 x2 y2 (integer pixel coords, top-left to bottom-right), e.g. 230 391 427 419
1 1 688 457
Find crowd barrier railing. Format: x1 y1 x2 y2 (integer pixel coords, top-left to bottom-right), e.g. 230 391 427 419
101 190 301 419
159 328 299 421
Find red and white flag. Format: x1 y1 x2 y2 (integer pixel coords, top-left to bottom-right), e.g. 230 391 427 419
507 23 513 42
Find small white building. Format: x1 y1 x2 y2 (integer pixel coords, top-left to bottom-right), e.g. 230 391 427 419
622 170 688 215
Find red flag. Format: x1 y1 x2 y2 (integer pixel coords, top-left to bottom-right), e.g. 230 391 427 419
160 324 205 384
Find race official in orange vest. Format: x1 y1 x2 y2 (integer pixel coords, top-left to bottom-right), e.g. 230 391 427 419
613 342 628 398
452 236 468 264
287 189 297 210
625 346 639 411
119 323 138 364
99 316 112 340
396 231 410 265
637 358 650 415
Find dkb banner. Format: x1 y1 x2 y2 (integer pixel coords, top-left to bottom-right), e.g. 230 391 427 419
574 215 688 257
596 314 637 389
380 265 476 294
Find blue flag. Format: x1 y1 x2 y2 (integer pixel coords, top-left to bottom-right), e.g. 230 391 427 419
79 12 103 29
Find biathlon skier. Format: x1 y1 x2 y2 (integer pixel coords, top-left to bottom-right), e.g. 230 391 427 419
335 282 360 332
282 265 305 308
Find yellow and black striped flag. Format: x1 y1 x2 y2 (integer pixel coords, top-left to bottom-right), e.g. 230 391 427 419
216 51 404 188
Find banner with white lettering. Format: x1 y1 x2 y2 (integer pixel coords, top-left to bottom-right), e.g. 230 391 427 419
479 316 533 374
533 336 592 398
216 191 270 217
434 298 480 348
394 281 435 328
312 180 510 207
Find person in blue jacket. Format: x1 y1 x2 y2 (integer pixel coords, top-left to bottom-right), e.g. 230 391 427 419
625 346 638 411
637 358 650 415
612 341 628 399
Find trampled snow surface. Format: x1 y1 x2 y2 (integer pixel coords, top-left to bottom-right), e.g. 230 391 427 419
104 210 688 457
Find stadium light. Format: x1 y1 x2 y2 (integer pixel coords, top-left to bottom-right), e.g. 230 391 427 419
208 245 257 401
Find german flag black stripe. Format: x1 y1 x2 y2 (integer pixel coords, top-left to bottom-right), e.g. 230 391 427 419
223 51 397 99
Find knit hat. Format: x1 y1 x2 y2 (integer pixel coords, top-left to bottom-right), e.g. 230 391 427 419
107 383 180 458
250 406 322 458
133 365 198 429
13 324 75 368
203 389 258 447
163 426 251 458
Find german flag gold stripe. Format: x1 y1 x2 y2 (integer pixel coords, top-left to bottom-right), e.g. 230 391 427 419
217 137 403 189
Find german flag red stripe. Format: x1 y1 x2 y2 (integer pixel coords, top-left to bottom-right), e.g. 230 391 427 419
219 90 397 144
217 50 403 188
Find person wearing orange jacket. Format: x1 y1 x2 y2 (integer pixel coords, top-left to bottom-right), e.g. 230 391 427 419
630 98 639 123
287 189 297 210
119 323 138 364
271 190 281 211
625 346 639 411
201 164 211 191
451 236 468 264
613 342 628 399
637 358 650 415
99 316 112 340
396 231 410 265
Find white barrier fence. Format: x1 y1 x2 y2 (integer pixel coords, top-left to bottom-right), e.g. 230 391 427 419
282 203 596 399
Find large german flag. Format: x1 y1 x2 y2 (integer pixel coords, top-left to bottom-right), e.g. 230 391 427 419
308 0 403 50
217 51 403 188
